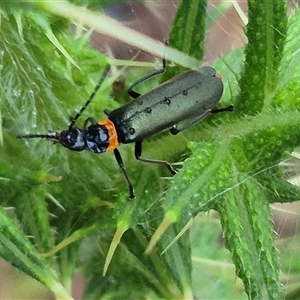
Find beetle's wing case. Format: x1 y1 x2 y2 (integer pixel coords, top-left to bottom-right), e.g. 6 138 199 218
108 66 223 143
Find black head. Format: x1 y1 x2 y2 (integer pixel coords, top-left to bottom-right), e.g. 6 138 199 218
17 126 86 152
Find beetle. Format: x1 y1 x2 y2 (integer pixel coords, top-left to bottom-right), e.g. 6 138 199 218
17 61 233 198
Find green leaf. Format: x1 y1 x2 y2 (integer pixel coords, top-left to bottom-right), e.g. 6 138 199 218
216 179 280 299
236 1 287 114
163 0 208 79
0 207 72 299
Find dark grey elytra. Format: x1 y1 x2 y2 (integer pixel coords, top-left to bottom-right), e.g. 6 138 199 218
108 66 225 143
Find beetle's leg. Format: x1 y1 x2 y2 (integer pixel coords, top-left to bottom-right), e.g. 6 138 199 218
113 149 135 199
135 141 176 175
170 105 233 135
82 117 98 129
69 115 99 130
69 116 75 123
104 108 111 116
170 109 213 135
127 58 167 99
211 104 234 114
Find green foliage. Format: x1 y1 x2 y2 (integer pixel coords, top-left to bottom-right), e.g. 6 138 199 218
0 1 300 299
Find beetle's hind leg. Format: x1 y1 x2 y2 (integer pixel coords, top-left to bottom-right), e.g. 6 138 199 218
170 105 234 135
170 109 213 135
211 105 234 114
134 141 176 175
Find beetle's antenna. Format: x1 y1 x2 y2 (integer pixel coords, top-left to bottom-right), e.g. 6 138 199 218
17 132 59 140
69 65 111 129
